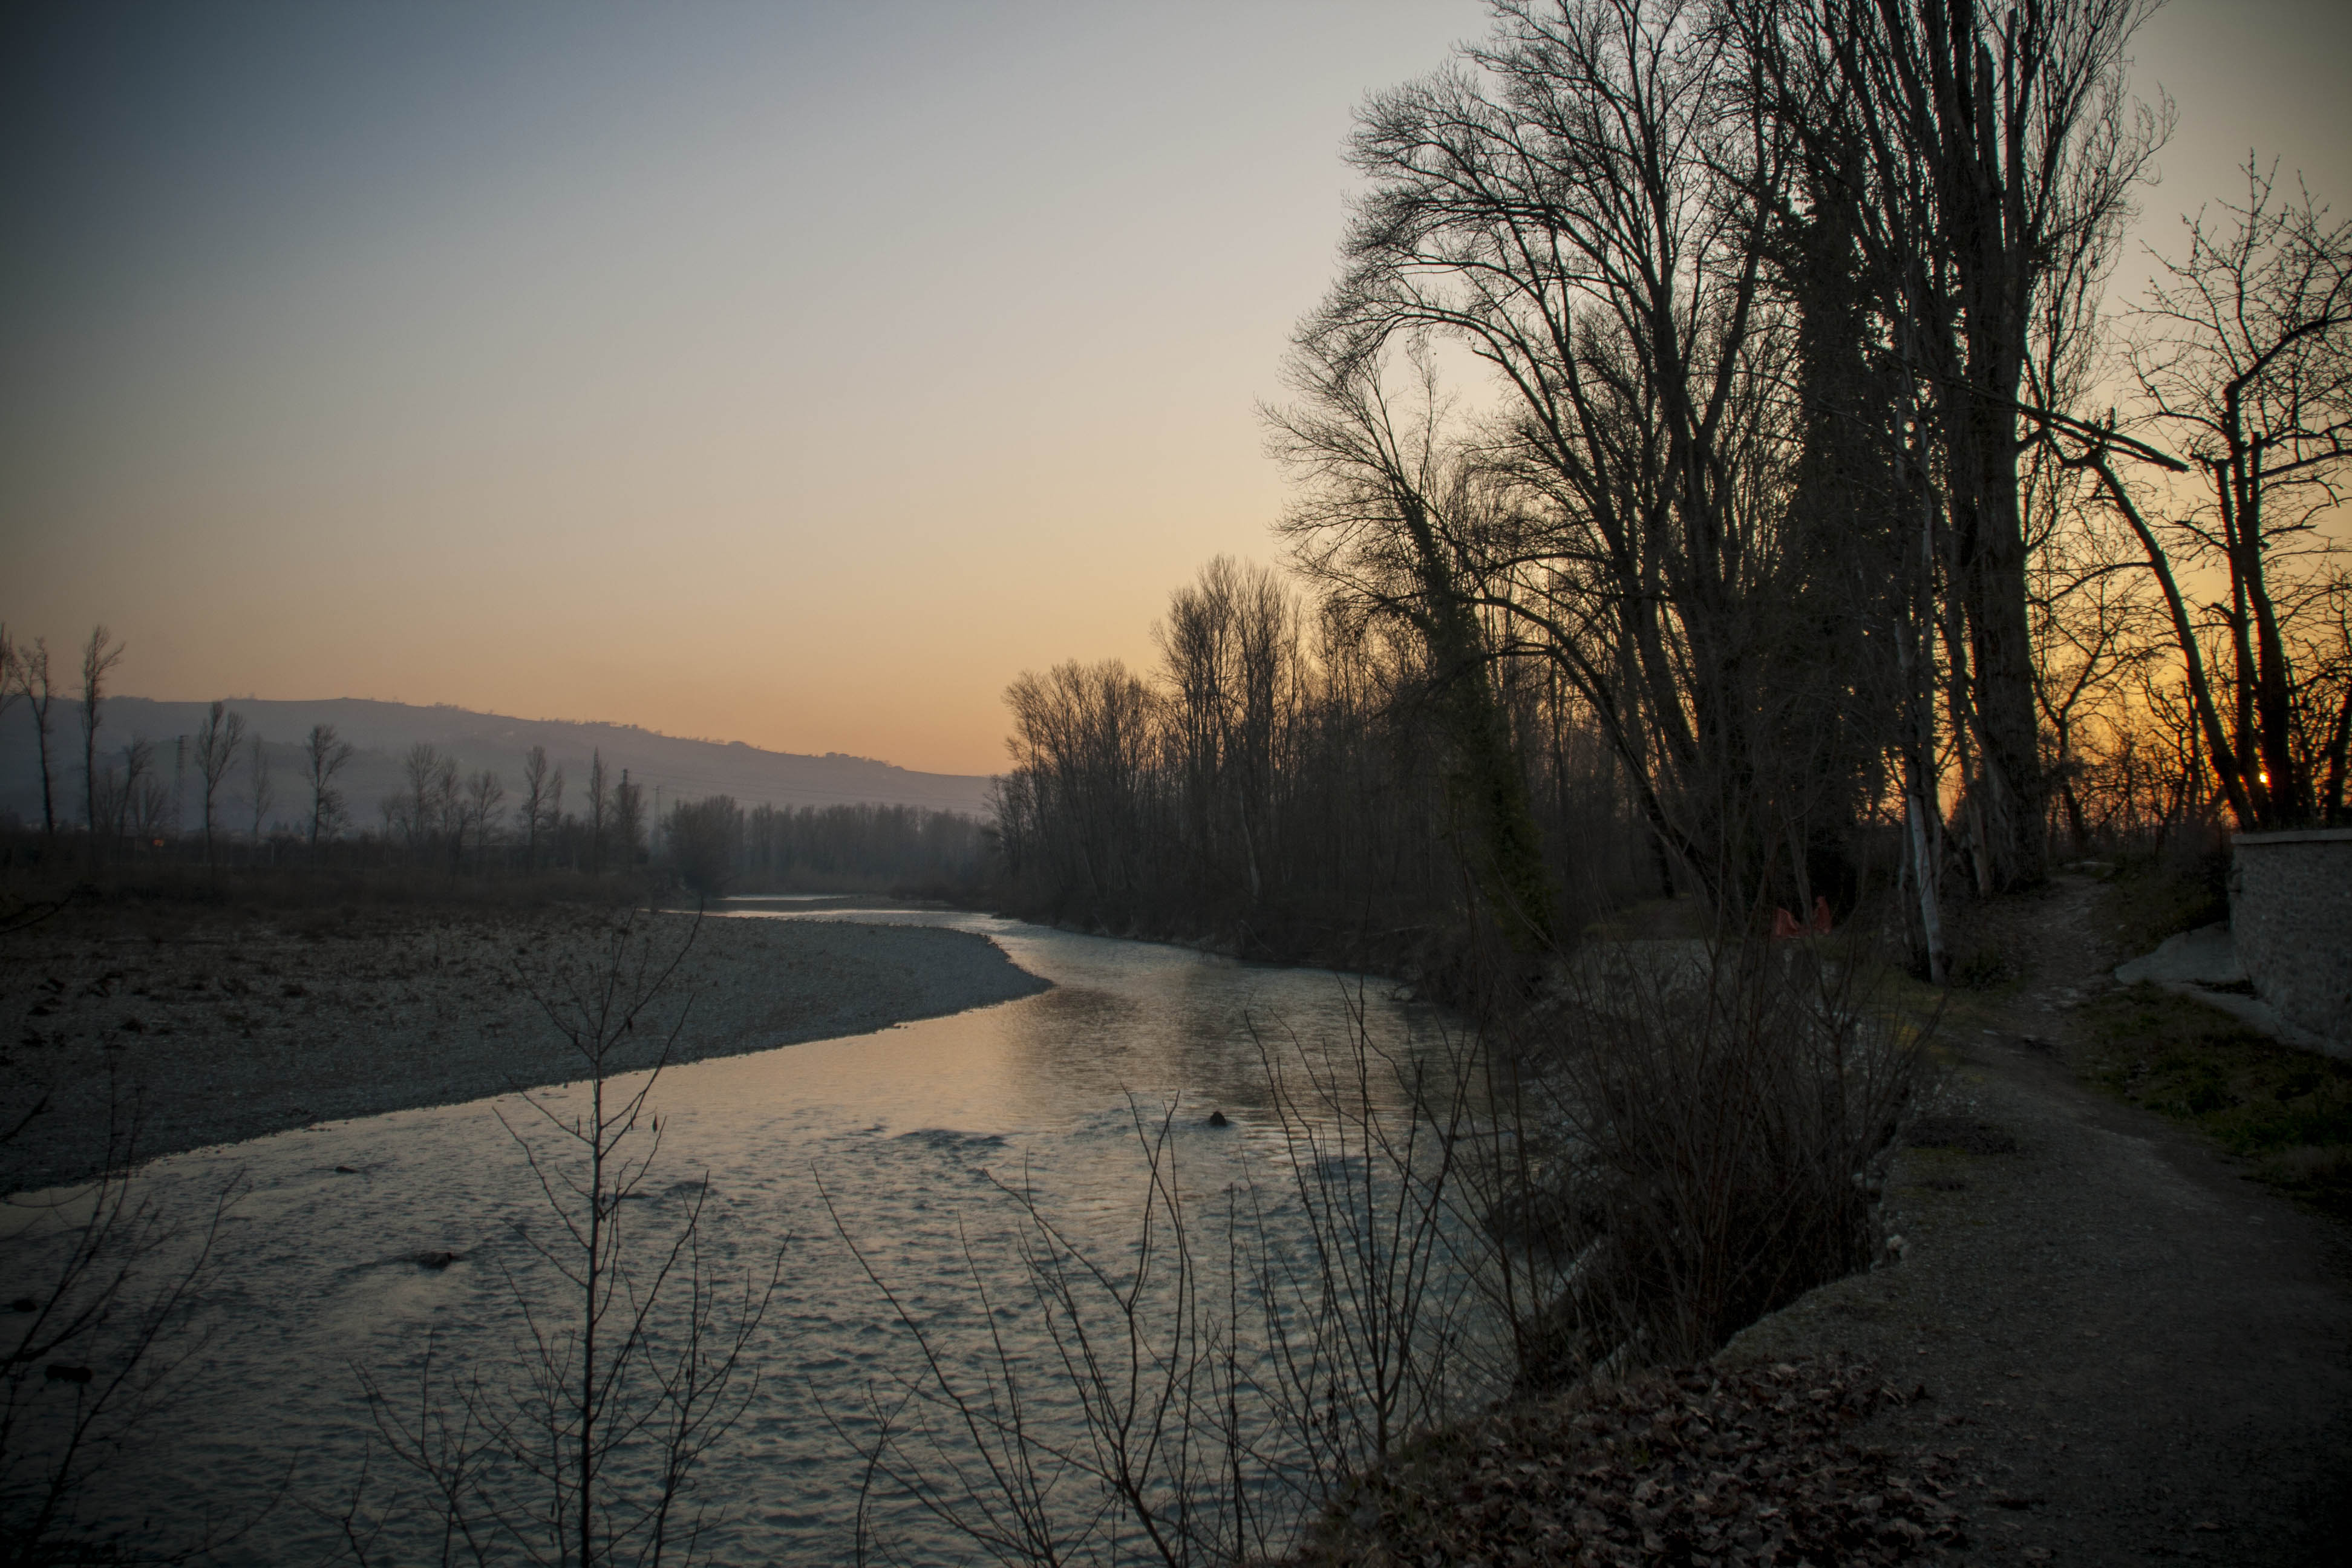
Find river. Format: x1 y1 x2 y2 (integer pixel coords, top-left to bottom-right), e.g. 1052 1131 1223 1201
10 910 1483 1566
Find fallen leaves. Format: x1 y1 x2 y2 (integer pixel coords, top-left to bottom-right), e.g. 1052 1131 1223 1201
1293 1356 1967 1566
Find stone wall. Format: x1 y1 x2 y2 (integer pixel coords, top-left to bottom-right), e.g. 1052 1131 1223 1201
2229 829 2352 1059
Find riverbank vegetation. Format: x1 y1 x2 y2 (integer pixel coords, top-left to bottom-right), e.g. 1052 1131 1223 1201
916 0 2348 1559
825 923 1927 1565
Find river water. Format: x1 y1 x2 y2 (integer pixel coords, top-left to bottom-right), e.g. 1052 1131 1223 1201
13 910 1476 1565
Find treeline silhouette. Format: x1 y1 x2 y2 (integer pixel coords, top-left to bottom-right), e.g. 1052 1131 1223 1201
992 560 1656 978
993 545 2270 978
667 797 988 897
995 0 2351 985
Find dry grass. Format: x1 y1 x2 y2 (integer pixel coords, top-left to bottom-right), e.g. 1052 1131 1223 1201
2092 845 2230 961
2072 984 2352 1219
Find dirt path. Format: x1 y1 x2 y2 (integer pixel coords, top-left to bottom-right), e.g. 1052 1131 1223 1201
1722 875 2352 1563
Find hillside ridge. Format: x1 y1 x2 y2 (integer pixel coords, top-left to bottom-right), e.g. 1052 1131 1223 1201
0 695 995 825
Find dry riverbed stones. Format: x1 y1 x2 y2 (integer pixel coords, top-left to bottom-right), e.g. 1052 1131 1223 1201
1 903 1047 1192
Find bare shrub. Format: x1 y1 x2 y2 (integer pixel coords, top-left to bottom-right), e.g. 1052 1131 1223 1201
1 1082 249 1564
823 1102 1256 1567
823 1004 1515 1567
336 910 785 1567
826 930 1919 1563
1502 933 1922 1380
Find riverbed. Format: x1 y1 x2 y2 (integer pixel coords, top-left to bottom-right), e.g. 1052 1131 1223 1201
5 910 1469 1564
0 903 1050 1192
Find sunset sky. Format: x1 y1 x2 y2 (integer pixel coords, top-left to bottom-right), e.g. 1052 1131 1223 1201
5 0 2345 777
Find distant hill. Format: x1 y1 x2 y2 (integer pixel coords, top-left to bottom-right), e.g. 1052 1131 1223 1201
0 696 996 832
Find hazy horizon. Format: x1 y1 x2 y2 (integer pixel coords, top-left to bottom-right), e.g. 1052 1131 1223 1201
6 0 2346 776
16 689 998 774
0 693 1003 836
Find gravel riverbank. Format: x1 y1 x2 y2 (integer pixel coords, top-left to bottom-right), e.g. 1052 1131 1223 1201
2 904 1048 1193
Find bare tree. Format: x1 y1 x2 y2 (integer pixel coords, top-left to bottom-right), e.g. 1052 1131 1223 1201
1001 660 1160 910
76 627 125 858
87 753 127 859
2028 484 2163 850
110 739 158 855
520 745 563 872
397 744 437 854
1155 558 1304 910
2071 162 2352 828
246 732 275 848
1282 0 1825 920
11 638 60 844
398 743 460 864
588 751 609 877
0 631 60 844
350 913 781 1565
1744 0 2166 887
192 701 247 873
0 627 17 765
613 771 645 872
464 768 505 871
128 741 173 855
302 724 355 853
664 795 742 903
543 766 566 866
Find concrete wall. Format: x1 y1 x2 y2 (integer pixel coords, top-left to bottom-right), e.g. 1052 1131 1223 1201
2229 829 2352 1057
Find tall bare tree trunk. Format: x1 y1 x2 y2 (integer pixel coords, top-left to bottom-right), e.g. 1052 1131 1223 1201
78 626 123 863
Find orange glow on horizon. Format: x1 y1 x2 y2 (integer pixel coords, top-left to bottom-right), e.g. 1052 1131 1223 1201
5 1 2344 778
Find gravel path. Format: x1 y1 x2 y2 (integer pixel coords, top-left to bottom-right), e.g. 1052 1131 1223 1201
1721 876 2352 1564
2 904 1048 1193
